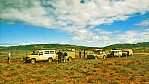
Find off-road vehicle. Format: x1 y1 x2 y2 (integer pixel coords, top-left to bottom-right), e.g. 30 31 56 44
24 50 57 63
87 49 107 59
122 49 133 57
107 50 123 58
63 49 76 62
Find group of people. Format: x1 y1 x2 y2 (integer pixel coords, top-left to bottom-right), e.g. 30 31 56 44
56 50 68 63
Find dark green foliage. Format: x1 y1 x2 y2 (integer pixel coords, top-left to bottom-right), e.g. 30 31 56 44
104 42 149 49
0 44 99 51
1 42 149 53
104 42 149 53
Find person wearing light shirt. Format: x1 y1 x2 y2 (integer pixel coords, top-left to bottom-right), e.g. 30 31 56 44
8 52 11 63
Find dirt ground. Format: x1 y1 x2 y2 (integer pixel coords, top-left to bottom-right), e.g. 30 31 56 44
0 53 149 84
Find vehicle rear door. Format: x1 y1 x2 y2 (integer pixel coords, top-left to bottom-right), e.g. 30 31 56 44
114 50 122 57
114 51 119 57
49 50 56 59
43 50 50 60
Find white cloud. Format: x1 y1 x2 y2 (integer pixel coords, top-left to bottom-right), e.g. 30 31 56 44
73 29 149 47
18 42 50 45
0 0 149 46
1 0 149 29
114 29 149 44
136 19 149 27
71 28 114 46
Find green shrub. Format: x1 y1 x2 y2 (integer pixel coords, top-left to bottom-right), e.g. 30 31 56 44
39 69 57 75
136 70 148 76
16 64 21 68
7 71 19 77
112 67 133 75
0 66 6 71
140 76 149 82
107 63 113 65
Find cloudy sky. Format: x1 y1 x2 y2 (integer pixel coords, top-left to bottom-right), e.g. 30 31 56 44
0 0 149 47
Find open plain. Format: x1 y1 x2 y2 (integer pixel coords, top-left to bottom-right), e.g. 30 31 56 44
0 52 149 84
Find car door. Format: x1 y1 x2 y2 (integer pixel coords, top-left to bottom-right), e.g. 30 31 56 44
49 50 56 58
114 50 122 57
43 51 50 60
39 51 44 61
114 51 119 57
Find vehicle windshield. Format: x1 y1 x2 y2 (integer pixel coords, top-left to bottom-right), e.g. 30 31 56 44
31 51 39 55
93 51 99 54
93 50 103 54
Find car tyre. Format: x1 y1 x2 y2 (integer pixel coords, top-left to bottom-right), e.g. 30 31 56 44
95 56 98 59
48 58 53 62
31 59 36 64
103 55 106 59
68 57 72 61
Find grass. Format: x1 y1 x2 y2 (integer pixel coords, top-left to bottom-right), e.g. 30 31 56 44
0 52 149 83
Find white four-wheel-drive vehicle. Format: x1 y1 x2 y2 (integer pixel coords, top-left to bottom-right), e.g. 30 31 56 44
65 50 76 61
122 49 133 57
107 49 133 58
24 50 57 63
87 49 107 59
107 50 123 58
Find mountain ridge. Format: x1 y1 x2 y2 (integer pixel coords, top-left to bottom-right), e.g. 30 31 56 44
0 42 149 52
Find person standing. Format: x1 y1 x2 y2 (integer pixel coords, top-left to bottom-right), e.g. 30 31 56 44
111 51 114 58
57 50 63 63
79 51 81 58
83 50 85 58
63 51 67 63
8 52 11 63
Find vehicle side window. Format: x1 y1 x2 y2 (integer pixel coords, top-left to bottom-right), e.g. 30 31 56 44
39 52 43 55
45 51 50 54
50 51 54 54
115 51 117 54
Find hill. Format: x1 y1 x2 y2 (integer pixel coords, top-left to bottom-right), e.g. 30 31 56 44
0 44 99 51
103 42 149 53
104 42 149 49
0 42 149 53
